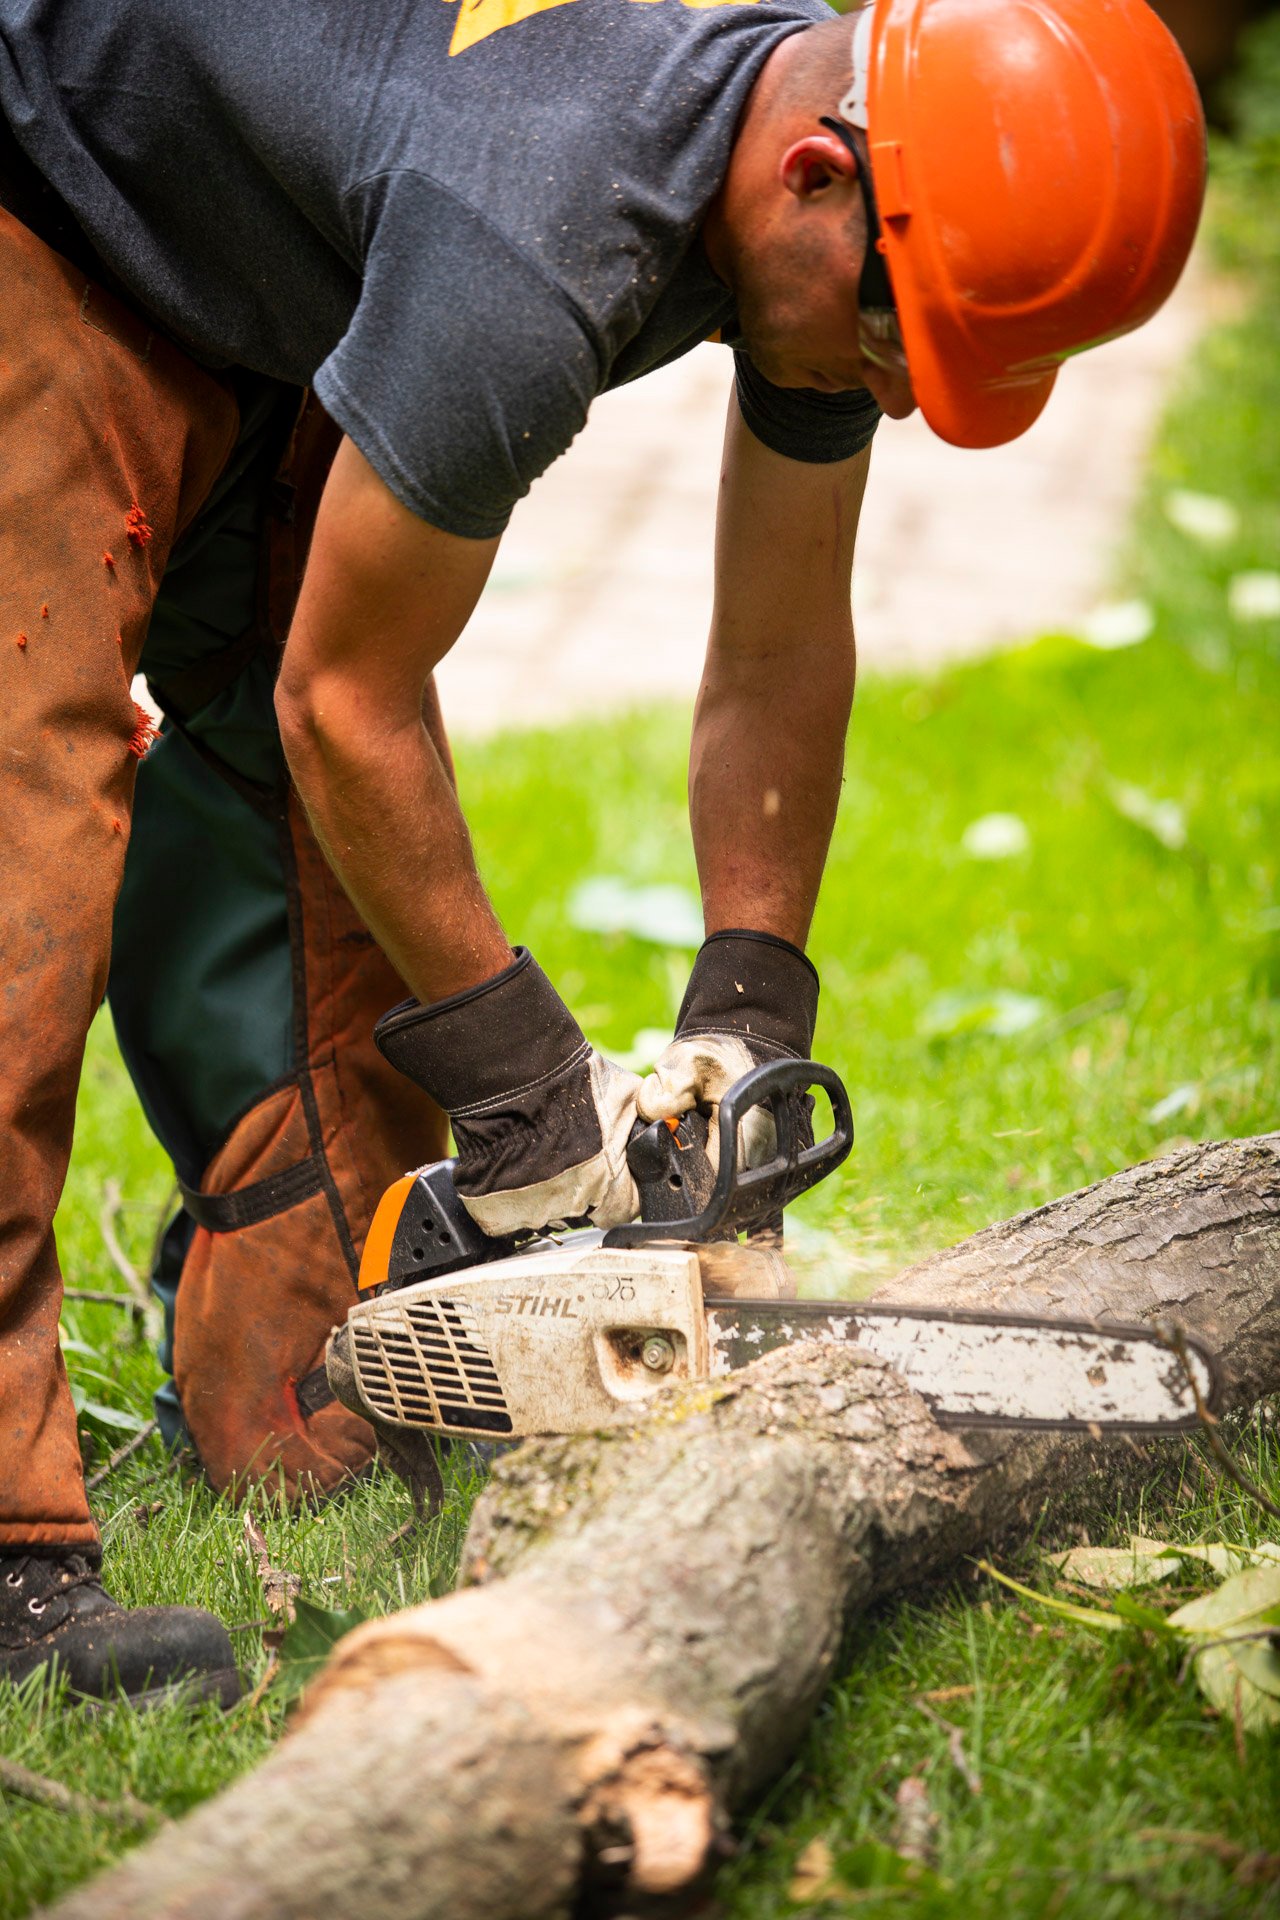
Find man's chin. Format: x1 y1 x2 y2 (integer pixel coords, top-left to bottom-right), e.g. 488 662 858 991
738 344 853 393
746 352 810 390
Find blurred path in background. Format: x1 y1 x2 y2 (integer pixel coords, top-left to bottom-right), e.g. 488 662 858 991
436 255 1209 737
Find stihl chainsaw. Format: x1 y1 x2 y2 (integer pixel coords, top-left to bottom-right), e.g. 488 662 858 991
326 1059 1219 1442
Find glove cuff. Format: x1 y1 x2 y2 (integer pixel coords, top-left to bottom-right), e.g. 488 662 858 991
676 930 819 1059
375 947 587 1114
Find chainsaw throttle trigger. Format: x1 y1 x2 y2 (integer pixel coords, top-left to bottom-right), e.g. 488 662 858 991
625 1104 717 1226
605 1058 853 1247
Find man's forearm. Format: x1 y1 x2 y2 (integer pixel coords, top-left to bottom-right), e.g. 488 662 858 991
689 621 855 947
277 436 512 1007
280 674 514 1004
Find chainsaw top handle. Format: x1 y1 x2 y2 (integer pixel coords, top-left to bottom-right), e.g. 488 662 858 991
603 1057 853 1248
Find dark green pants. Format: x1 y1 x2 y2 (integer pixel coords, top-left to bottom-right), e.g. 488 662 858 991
107 381 448 1493
109 377 298 1444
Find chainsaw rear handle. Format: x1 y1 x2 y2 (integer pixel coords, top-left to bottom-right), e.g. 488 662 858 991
604 1057 854 1248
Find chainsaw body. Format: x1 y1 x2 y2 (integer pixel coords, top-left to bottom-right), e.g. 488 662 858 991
335 1058 846 1438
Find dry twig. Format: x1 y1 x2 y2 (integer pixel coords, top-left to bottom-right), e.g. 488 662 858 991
63 1287 145 1319
1136 1829 1280 1886
98 1179 149 1304
913 1698 982 1795
241 1654 280 1714
98 1178 163 1341
0 1756 162 1829
85 1419 160 1494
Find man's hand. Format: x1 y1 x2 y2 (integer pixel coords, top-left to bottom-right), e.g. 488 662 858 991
276 435 511 1004
638 930 818 1172
376 949 641 1234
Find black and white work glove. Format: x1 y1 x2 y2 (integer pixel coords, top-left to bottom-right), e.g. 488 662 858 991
637 930 819 1173
375 948 641 1236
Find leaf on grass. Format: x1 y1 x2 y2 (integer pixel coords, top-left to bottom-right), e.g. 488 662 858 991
1134 1536 1280 1579
567 876 703 949
1169 1562 1280 1634
70 1386 150 1436
842 1839 938 1891
1078 599 1155 650
1228 570 1280 623
960 813 1030 860
272 1597 370 1708
1163 488 1240 546
979 1561 1128 1632
1111 1592 1179 1635
1146 1084 1199 1125
1107 780 1188 852
59 1336 102 1359
787 1833 943 1906
920 990 1049 1041
1171 1564 1280 1730
243 1513 301 1622
1050 1534 1275 1591
789 1837 839 1902
1052 1541 1181 1590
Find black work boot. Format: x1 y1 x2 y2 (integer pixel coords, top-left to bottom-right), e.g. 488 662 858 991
0 1550 241 1708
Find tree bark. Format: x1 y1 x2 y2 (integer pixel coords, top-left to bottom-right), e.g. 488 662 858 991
48 1134 1280 1920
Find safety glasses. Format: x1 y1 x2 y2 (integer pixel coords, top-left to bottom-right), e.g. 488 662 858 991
819 115 909 376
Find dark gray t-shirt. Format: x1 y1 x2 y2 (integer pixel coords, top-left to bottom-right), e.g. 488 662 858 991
0 0 879 537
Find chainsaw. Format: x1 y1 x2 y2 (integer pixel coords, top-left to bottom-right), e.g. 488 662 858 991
326 1059 1220 1444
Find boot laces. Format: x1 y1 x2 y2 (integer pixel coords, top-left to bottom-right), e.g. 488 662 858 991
2 1552 103 1618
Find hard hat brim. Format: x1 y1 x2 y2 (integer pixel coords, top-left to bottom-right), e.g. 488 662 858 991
896 285 1059 449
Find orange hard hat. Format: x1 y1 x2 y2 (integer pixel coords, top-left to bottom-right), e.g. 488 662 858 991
846 0 1206 448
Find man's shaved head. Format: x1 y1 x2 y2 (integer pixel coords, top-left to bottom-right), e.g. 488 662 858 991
701 17 916 416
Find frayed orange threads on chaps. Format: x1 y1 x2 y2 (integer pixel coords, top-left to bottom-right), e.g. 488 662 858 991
127 702 158 759
15 633 27 651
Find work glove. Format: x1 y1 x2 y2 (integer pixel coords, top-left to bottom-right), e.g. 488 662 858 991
637 929 819 1174
375 948 641 1236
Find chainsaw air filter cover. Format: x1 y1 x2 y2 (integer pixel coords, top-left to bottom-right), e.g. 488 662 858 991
345 1243 707 1438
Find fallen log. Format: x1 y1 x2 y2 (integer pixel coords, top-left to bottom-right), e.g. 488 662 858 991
49 1134 1280 1920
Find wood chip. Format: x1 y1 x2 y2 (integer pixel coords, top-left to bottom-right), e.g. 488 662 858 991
891 1775 938 1866
243 1513 300 1622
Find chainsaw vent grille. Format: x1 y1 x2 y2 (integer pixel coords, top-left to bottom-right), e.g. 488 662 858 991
350 1295 513 1434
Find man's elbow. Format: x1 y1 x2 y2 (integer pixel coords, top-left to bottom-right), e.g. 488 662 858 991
274 656 362 798
274 660 322 780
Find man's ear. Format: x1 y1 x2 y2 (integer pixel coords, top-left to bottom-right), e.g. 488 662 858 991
780 131 858 202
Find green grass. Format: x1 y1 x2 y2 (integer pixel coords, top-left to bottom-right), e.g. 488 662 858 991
4 45 1279 1917
719 1428 1280 1920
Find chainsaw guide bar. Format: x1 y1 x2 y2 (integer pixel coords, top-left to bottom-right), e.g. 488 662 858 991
704 1297 1220 1434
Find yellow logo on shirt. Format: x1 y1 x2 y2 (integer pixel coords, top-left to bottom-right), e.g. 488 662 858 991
446 0 759 59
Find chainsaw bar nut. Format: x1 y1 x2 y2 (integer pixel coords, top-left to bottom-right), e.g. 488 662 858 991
640 1334 676 1375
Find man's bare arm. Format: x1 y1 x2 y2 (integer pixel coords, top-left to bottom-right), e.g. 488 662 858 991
692 398 870 946
276 435 512 1002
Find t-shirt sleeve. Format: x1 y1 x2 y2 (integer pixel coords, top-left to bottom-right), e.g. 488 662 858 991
314 171 600 539
733 349 881 465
